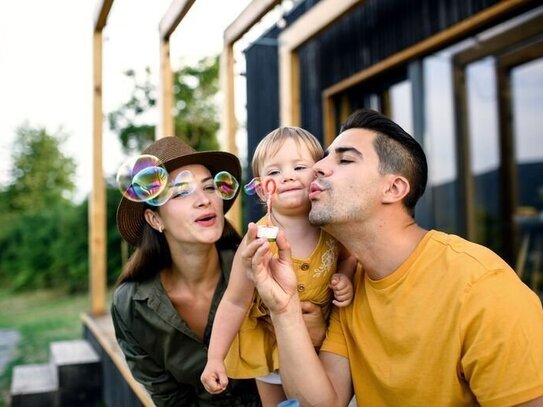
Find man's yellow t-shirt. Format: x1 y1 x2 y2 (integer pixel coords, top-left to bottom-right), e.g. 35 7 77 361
321 230 543 406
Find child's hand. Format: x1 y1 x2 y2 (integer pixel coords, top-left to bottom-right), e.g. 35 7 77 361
329 273 353 307
200 359 229 394
301 301 326 348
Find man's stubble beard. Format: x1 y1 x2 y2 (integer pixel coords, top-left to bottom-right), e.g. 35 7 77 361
309 192 362 228
308 203 332 226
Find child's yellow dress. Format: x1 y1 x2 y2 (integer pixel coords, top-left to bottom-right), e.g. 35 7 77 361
224 217 340 379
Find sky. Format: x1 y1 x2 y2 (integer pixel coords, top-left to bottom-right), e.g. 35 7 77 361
0 0 270 202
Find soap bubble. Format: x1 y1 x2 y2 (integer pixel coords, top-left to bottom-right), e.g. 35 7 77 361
243 177 262 195
117 155 168 202
214 171 239 200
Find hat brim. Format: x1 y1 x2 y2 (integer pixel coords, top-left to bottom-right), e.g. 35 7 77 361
116 150 241 247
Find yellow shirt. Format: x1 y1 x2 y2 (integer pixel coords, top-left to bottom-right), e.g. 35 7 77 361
225 218 340 378
322 230 543 406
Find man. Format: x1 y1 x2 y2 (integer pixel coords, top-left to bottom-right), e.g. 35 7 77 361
243 109 543 406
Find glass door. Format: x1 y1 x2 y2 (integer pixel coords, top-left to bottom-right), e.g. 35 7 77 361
498 41 543 290
453 9 543 291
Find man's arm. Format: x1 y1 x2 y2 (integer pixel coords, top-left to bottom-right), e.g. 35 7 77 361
244 223 353 406
516 396 543 406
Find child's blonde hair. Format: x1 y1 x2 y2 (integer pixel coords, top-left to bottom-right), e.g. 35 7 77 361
251 127 324 177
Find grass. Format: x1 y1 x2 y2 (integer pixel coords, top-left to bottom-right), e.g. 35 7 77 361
0 289 94 406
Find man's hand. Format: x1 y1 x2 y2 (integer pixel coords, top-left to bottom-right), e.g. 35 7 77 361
242 223 298 314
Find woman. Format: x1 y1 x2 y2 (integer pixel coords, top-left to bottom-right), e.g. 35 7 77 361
111 136 261 406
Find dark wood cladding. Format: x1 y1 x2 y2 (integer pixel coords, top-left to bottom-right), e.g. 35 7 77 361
297 0 508 137
244 1 317 223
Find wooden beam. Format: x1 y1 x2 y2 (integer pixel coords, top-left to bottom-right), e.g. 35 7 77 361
91 30 107 316
453 10 543 66
279 0 361 51
224 0 281 45
157 40 174 139
278 0 362 125
94 0 114 31
159 0 196 40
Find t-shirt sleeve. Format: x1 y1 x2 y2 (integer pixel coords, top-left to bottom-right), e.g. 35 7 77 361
320 306 349 358
459 268 543 407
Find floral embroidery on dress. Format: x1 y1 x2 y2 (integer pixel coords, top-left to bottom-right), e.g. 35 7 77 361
313 237 338 278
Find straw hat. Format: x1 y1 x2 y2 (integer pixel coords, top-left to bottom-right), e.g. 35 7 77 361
116 137 241 246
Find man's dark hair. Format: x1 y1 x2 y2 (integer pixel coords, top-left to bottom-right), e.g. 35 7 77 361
340 109 428 216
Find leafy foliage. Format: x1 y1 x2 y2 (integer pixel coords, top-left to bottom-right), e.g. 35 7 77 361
0 186 123 292
108 56 221 153
6 124 76 212
0 125 123 292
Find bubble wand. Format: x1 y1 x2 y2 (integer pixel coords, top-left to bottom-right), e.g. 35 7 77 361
254 179 278 241
243 177 279 241
264 179 276 227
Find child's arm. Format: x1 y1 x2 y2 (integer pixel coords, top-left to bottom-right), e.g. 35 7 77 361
329 244 357 307
200 237 256 394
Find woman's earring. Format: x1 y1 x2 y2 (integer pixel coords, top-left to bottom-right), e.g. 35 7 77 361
159 225 163 233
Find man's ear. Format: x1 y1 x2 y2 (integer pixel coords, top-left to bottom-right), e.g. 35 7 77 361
382 175 410 204
144 208 163 232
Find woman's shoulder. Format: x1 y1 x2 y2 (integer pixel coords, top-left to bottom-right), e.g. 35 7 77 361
111 280 140 315
113 280 136 299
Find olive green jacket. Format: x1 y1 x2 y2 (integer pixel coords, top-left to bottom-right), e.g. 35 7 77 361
111 247 261 407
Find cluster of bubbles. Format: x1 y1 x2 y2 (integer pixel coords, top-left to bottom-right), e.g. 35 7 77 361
117 154 239 206
243 177 277 196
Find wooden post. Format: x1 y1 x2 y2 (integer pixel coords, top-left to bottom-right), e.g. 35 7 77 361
90 31 106 315
157 0 196 140
90 0 113 316
221 0 282 231
158 39 174 139
220 45 241 231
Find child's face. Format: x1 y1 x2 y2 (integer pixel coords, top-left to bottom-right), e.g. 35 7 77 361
259 138 317 214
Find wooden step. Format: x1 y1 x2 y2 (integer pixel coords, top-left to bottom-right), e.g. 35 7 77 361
10 363 58 407
49 339 102 406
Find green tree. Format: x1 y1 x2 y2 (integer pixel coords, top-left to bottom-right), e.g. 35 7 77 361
6 124 76 212
0 124 84 291
108 56 221 153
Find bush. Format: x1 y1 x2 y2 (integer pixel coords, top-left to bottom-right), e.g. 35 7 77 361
0 186 123 293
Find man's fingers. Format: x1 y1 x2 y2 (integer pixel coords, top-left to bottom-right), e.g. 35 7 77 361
252 239 271 266
275 229 292 263
247 222 258 241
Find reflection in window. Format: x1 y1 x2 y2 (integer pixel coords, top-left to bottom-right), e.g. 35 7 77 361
390 81 413 135
512 58 543 170
466 57 502 253
423 53 458 233
511 57 543 292
467 57 500 175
